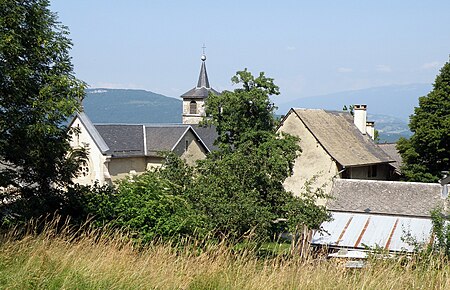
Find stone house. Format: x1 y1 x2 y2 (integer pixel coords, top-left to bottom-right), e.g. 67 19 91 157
278 105 396 197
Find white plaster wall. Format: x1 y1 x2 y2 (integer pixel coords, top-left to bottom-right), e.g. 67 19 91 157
108 157 147 182
69 118 110 186
278 112 338 200
146 156 164 170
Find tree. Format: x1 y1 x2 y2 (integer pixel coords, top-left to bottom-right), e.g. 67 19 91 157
189 70 328 240
0 0 85 218
397 59 450 182
203 69 279 149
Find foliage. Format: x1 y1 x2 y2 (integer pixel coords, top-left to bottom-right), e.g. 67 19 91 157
342 104 354 116
189 70 328 240
82 171 206 242
427 208 450 257
0 0 86 217
397 58 450 182
203 69 279 149
190 136 298 239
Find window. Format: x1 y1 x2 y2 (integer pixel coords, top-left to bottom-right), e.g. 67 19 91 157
368 165 377 178
185 139 189 151
190 101 197 114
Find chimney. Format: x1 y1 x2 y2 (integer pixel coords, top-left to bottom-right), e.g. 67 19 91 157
366 121 375 140
353 104 367 134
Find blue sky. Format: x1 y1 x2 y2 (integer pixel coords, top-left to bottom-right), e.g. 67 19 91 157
51 0 450 102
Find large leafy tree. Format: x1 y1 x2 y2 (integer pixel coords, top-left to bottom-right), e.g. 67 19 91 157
397 59 450 182
0 1 85 209
189 70 329 239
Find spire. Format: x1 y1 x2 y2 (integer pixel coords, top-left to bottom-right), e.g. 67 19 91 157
180 49 220 100
196 54 210 88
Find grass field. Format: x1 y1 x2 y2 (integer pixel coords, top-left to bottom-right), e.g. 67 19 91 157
0 224 449 289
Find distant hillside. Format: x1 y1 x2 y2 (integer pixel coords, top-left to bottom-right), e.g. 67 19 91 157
368 114 412 143
83 89 182 123
82 87 415 142
277 83 431 121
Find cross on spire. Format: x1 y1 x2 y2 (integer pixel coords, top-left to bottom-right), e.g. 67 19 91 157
202 44 206 55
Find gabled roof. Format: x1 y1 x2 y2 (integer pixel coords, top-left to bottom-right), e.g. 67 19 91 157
327 179 443 218
145 126 190 156
90 122 212 158
181 55 220 99
76 112 110 154
378 143 403 172
189 124 219 151
289 108 394 167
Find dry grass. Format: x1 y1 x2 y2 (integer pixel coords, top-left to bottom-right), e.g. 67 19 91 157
0 223 449 289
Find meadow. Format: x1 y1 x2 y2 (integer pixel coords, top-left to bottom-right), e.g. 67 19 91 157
0 221 449 290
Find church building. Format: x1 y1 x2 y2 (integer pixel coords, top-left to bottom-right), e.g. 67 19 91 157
69 54 219 186
181 54 220 124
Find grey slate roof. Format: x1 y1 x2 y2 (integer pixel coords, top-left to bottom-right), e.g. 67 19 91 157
91 123 212 158
181 58 220 99
145 125 190 156
378 143 402 172
189 124 219 151
327 179 443 217
95 124 145 157
293 109 394 167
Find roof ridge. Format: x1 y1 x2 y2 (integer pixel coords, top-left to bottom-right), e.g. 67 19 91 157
334 179 441 186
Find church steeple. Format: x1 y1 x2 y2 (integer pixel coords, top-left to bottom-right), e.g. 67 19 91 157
196 55 210 88
181 52 220 124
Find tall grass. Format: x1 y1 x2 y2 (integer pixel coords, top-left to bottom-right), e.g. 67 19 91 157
0 221 449 289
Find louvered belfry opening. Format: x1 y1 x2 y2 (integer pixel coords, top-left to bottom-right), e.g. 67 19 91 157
189 100 197 114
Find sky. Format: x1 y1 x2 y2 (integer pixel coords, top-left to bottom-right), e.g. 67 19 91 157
50 0 450 103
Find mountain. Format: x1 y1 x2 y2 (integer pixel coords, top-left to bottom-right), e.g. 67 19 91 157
277 83 431 122
83 89 182 123
368 114 412 143
82 86 422 142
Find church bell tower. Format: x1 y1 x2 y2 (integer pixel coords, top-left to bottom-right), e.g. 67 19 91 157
181 53 220 124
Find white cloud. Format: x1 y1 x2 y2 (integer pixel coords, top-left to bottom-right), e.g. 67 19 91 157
422 61 440 70
286 46 296 51
337 67 353 73
375 64 392 72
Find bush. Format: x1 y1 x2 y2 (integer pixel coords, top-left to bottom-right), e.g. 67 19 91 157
82 171 206 242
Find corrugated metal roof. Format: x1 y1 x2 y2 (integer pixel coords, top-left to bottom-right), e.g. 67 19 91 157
312 212 432 252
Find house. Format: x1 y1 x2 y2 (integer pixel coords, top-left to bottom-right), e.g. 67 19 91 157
278 105 396 198
378 143 403 176
69 53 219 185
312 179 445 255
70 112 211 185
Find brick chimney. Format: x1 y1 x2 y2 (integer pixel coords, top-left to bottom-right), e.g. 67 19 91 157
353 104 367 134
366 121 375 140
